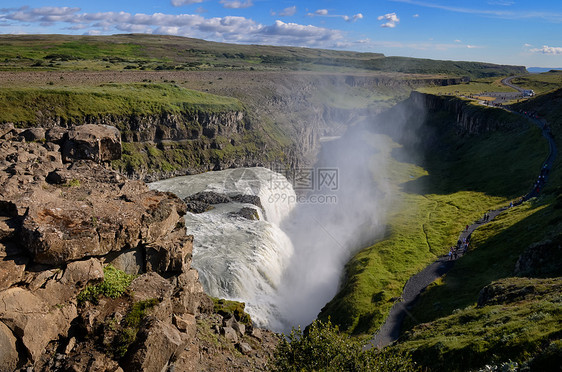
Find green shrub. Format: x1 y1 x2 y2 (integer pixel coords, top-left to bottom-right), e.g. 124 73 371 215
112 298 159 358
77 265 136 305
212 297 252 326
272 319 420 371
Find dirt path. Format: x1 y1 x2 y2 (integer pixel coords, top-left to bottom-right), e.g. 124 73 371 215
366 107 557 349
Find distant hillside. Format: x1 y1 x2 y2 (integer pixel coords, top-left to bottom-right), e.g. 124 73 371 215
0 34 526 78
527 67 562 73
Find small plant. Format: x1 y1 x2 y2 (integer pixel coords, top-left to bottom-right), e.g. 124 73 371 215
112 298 159 358
77 265 136 305
65 178 80 187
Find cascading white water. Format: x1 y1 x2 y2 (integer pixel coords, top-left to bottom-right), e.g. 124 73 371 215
149 167 296 328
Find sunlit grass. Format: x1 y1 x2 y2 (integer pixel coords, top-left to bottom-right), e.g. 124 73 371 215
0 83 243 124
319 107 548 337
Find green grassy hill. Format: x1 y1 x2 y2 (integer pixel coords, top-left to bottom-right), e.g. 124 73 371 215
0 34 526 78
318 96 547 336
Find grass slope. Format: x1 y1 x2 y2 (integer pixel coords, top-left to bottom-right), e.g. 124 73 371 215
388 86 562 370
0 83 242 124
393 277 561 371
0 34 526 78
319 101 547 337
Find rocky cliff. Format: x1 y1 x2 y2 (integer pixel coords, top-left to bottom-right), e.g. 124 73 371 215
0 123 278 372
409 91 525 135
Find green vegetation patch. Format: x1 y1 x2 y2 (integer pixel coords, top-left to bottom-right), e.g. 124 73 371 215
272 319 420 372
392 277 562 371
319 102 547 336
77 265 136 305
512 71 562 95
0 83 242 125
212 297 252 326
418 77 517 95
111 298 159 358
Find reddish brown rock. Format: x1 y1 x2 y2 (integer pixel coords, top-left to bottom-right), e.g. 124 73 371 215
62 124 121 163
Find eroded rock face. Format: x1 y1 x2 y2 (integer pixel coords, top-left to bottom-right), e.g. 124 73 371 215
62 124 121 163
0 125 278 371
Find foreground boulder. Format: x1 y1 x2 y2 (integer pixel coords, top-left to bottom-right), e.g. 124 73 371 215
62 124 121 163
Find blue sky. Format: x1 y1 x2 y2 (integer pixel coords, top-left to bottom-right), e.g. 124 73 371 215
1 0 561 68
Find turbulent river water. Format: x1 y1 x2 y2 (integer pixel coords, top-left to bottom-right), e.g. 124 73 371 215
150 129 386 332
149 167 298 330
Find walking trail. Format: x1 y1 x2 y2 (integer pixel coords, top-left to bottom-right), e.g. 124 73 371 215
366 97 557 349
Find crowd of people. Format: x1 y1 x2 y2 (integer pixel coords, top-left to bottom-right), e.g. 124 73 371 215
448 234 471 261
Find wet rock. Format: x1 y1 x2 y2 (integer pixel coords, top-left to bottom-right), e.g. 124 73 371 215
62 124 121 163
230 194 263 209
230 207 260 220
184 191 231 205
184 200 214 214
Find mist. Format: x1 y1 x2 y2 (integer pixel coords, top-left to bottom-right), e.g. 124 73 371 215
271 90 427 332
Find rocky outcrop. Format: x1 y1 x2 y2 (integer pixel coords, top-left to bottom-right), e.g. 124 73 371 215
409 91 525 135
515 238 562 278
62 124 121 162
0 124 278 371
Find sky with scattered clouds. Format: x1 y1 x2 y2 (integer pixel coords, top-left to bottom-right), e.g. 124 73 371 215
1 0 561 67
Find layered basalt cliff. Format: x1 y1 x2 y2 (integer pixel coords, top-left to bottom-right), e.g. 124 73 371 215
409 91 525 135
0 123 278 372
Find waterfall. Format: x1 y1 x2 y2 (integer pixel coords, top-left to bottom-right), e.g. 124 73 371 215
149 167 296 328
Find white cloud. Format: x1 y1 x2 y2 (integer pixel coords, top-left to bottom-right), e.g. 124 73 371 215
0 6 349 48
274 6 297 17
220 0 253 9
530 45 562 55
523 43 532 47
466 45 477 49
308 9 363 22
378 12 399 28
171 0 204 7
350 13 363 22
454 39 461 43
413 14 419 18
